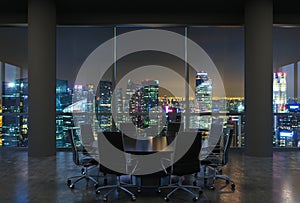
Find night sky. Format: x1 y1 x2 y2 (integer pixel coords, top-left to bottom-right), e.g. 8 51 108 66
50 26 300 97
1 26 300 97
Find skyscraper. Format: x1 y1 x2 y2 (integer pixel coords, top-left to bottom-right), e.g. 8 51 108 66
95 81 112 131
273 72 287 113
2 78 28 147
125 80 137 112
195 72 212 113
141 80 159 112
127 79 159 129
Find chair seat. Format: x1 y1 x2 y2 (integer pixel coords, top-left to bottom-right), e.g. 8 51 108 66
173 161 200 175
99 164 128 176
80 156 98 166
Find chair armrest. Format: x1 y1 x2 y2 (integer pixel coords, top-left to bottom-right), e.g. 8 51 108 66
160 157 172 174
126 157 140 174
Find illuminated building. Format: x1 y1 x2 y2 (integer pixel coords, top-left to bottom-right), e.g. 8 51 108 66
95 81 112 131
1 78 74 147
141 80 159 111
130 88 144 128
2 79 28 147
273 72 287 113
226 97 245 113
125 80 139 115
193 72 212 130
114 87 123 125
195 72 212 112
127 80 159 129
55 79 73 148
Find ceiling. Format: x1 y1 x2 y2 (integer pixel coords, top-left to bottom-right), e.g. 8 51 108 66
0 0 300 25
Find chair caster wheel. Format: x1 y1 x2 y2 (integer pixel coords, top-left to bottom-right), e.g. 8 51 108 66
208 185 215 190
67 179 71 186
231 183 236 190
131 196 136 201
157 189 161 193
103 196 108 201
164 197 170 202
81 168 85 175
199 190 203 195
69 184 74 189
95 190 100 195
94 183 99 188
226 180 230 184
193 196 199 201
137 188 141 193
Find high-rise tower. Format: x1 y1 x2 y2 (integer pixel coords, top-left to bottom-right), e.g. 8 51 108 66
195 72 212 112
273 72 287 113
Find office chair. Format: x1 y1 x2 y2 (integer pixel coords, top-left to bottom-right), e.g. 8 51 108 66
66 128 100 189
79 123 98 157
96 131 138 201
158 131 203 202
166 122 182 145
200 128 235 191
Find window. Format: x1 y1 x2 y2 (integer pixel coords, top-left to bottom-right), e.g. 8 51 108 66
273 26 300 148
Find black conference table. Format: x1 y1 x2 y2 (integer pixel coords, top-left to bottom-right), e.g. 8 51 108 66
123 135 171 154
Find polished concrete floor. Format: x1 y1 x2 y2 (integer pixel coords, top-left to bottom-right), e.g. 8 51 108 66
0 149 300 203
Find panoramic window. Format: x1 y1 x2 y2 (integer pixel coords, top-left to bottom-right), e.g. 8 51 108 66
56 26 113 148
188 26 245 147
0 26 28 147
56 25 245 148
0 25 245 148
273 26 300 148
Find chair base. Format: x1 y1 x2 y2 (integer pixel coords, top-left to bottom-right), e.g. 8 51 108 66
95 176 138 201
67 166 101 189
212 174 236 191
201 166 235 191
158 176 203 202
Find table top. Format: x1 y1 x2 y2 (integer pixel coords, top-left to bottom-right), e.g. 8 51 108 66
123 136 173 154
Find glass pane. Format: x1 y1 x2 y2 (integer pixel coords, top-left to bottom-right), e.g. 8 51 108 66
56 26 113 147
115 26 185 137
1 64 28 147
273 26 300 148
188 26 245 147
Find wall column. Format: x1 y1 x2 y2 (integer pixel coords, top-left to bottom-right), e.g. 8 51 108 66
245 0 273 157
28 0 56 157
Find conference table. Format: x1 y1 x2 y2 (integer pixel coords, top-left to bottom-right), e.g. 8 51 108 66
123 135 171 154
93 131 203 188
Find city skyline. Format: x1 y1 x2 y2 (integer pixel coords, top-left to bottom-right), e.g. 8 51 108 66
1 70 298 148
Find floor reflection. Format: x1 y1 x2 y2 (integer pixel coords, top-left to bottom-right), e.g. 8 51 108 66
1 150 300 202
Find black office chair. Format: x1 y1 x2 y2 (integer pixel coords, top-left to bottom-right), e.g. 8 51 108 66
158 131 203 202
200 128 235 191
66 128 100 189
166 122 182 145
79 123 98 157
96 131 138 201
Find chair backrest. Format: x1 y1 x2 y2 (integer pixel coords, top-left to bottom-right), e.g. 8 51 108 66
166 122 182 145
98 131 127 175
167 122 181 134
80 123 95 147
68 129 80 166
172 131 202 175
222 128 234 165
102 131 125 151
